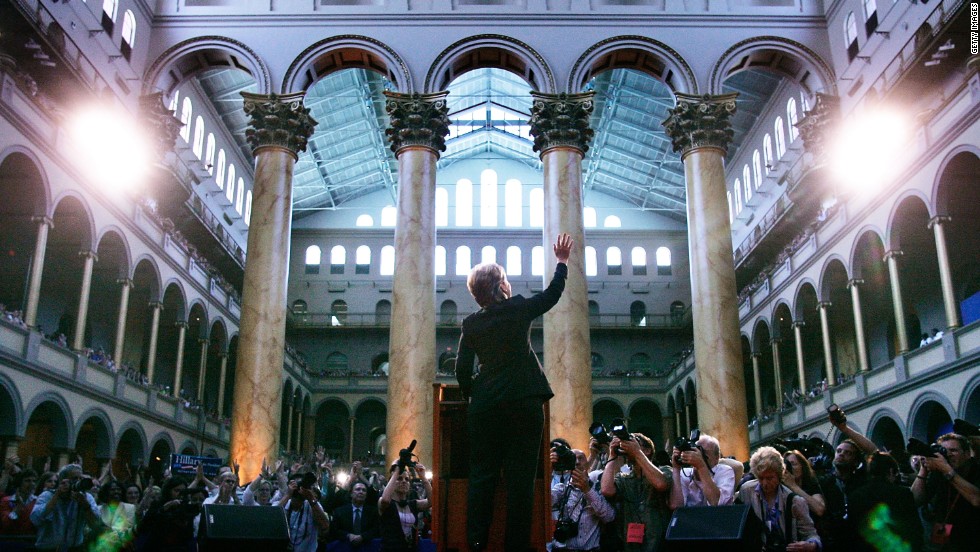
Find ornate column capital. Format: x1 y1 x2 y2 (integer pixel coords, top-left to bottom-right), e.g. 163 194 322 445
792 320 806 329
78 250 98 262
795 93 840 159
928 215 952 230
528 91 595 156
31 215 53 228
770 337 782 346
883 249 904 262
198 338 210 346
383 91 450 156
116 278 133 288
175 320 189 329
847 278 865 289
139 92 184 159
242 92 317 158
752 351 763 359
148 302 163 310
817 301 832 310
662 93 738 157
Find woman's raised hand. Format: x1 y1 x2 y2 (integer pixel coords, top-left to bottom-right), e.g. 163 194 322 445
553 233 573 263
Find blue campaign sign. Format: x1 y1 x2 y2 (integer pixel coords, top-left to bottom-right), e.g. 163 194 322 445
170 454 224 478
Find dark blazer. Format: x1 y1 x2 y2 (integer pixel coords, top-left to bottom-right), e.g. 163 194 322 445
331 502 380 545
455 263 566 413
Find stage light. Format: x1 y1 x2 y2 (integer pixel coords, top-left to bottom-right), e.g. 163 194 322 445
67 104 153 196
336 472 349 486
829 107 910 196
425 470 433 481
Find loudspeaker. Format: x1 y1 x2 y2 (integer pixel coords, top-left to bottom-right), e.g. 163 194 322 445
665 504 762 552
198 504 290 552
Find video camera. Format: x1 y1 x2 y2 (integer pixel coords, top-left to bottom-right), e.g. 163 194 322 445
907 437 947 459
674 429 707 468
397 439 418 472
551 440 577 472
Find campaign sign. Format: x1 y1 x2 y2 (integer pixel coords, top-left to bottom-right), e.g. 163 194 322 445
170 454 223 478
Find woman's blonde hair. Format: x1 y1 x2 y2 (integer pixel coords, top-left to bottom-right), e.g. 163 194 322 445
749 446 785 478
467 262 507 307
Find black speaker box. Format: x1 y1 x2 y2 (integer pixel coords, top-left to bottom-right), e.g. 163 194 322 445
198 504 291 552
665 504 762 552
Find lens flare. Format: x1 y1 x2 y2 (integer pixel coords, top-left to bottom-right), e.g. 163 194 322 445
68 105 153 196
830 107 910 195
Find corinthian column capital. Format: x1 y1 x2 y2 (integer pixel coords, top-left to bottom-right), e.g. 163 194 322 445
383 91 450 156
139 92 184 159
528 91 595 156
795 93 840 159
242 92 317 158
662 93 738 158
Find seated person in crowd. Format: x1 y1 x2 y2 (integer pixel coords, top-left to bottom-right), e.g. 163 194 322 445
849 452 920 552
550 443 614 551
601 433 671 552
737 446 821 552
911 433 980 552
668 433 735 508
332 481 380 548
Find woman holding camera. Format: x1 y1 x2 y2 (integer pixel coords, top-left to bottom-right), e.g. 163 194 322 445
782 450 826 518
378 462 431 551
737 447 821 552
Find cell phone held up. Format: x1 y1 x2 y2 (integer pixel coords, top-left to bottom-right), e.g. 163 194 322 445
827 403 846 426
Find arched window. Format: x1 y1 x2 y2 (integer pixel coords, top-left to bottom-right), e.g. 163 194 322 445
774 117 786 158
435 187 448 227
631 247 647 276
244 191 252 226
844 12 859 61
355 246 371 274
531 246 544 276
630 353 652 373
179 97 192 142
630 301 647 326
440 301 458 326
506 246 522 276
215 149 225 189
801 92 810 113
226 165 236 202
355 214 373 227
603 215 622 228
787 98 799 141
607 247 622 276
330 300 347 326
529 188 543 227
304 245 321 274
325 352 348 373
168 92 179 115
727 191 733 223
481 246 496 265
743 166 752 202
292 300 308 314
380 246 395 276
192 116 205 156
588 300 599 321
583 207 597 228
455 246 471 276
585 246 597 277
456 179 473 226
101 0 118 34
235 179 245 213
330 245 346 274
863 0 878 34
380 205 396 227
480 169 497 227
205 134 215 174
734 182 742 214
763 135 773 172
435 246 446 276
656 246 672 275
375 300 391 325
505 179 522 227
752 150 762 189
120 10 136 60
671 301 686 324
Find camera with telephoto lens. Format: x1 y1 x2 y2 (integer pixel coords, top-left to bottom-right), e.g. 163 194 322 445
589 422 611 445
552 440 577 472
298 472 318 490
553 519 580 543
609 417 632 454
673 428 703 467
907 437 947 459
398 439 418 472
71 477 94 493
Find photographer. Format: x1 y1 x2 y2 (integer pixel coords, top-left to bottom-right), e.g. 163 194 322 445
668 433 735 508
600 433 671 552
910 433 980 551
550 444 614 551
30 464 100 552
378 461 432 552
136 477 203 552
279 472 330 552
819 405 876 551
736 447 820 552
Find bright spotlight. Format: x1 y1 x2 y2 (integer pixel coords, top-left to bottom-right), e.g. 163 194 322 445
425 470 434 481
830 107 910 195
68 104 153 195
336 472 349 486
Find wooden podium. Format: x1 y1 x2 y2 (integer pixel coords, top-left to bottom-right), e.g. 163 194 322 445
430 384 553 552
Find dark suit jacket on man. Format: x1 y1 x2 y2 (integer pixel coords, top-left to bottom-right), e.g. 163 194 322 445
331 502 380 546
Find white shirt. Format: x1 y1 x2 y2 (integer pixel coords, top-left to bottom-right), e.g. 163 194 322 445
679 463 735 507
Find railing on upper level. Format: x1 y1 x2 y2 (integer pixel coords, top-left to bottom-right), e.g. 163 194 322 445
287 310 691 329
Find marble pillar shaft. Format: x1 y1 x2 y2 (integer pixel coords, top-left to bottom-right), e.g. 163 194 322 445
173 323 187 398
541 147 592 452
751 353 763 416
295 409 304 453
216 354 228 415
849 281 869 372
818 304 836 385
348 417 356 464
682 147 749 460
793 323 807 394
145 303 162 382
885 251 909 353
771 341 783 407
197 340 208 402
230 147 296 483
675 409 683 437
662 416 675 445
24 217 51 327
387 147 437 467
930 218 960 329
285 403 294 452
113 280 132 366
73 252 96 350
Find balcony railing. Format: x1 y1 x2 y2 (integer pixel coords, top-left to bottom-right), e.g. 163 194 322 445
287 310 690 329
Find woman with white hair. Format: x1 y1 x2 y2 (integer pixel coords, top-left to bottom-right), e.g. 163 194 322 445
737 446 821 552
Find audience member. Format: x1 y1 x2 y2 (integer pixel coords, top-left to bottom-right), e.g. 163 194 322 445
30 463 100 551
668 433 735 508
379 462 431 552
279 472 330 552
911 433 980 552
550 444 614 551
1 469 38 535
332 481 380 548
601 433 670 552
849 451 920 552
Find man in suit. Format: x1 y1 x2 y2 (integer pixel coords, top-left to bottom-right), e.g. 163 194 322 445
331 482 379 549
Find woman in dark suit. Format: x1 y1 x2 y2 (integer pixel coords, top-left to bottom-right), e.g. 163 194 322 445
456 233 573 552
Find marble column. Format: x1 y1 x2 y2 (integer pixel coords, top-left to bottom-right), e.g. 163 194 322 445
771 339 783 407
295 408 304 454
684 402 693 433
216 353 229 416
529 92 594 451
112 279 132 366
145 302 163 383
382 92 449 467
884 249 909 353
72 251 97 350
230 93 316 482
24 216 52 328
751 352 763 417
792 321 807 394
848 279 870 372
663 93 749 460
662 416 676 446
929 216 960 330
348 416 356 464
817 302 836 386
675 409 683 437
196 339 208 403
172 321 188 399
303 415 316 456
285 401 295 452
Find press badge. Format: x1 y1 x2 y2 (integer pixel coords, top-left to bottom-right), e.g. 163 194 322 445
626 522 645 544
930 522 952 546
